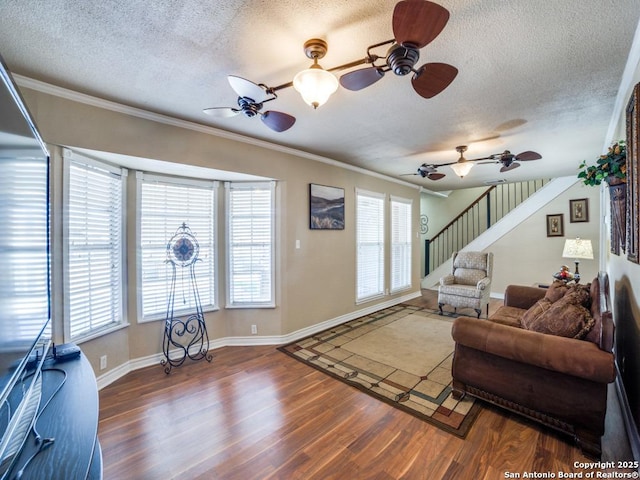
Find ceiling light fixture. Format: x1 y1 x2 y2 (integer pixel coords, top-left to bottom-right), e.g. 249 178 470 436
450 145 475 178
293 39 339 109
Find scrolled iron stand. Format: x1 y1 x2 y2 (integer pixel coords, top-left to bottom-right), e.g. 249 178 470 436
161 223 213 374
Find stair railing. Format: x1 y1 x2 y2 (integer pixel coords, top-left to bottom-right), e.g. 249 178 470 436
424 179 550 274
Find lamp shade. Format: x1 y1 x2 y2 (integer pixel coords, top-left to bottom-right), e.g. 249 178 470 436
293 65 338 109
450 161 474 178
562 238 594 259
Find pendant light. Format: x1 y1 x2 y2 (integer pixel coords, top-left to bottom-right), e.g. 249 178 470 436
293 39 339 109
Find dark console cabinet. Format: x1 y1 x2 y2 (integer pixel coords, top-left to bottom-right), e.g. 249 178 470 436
9 352 101 479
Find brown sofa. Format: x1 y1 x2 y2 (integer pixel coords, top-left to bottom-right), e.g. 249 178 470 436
451 273 615 458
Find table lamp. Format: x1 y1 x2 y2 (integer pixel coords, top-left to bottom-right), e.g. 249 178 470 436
562 238 593 282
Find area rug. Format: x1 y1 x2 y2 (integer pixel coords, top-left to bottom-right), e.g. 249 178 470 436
278 304 481 437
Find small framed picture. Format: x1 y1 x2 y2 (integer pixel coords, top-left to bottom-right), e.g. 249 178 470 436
546 214 564 237
569 198 589 223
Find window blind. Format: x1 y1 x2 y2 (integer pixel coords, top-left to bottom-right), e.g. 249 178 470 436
0 158 50 341
139 174 216 320
390 196 412 293
356 189 385 302
66 157 125 339
226 182 275 307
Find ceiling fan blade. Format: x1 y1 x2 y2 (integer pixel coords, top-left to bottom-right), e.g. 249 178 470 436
515 151 542 161
500 162 521 173
393 0 450 48
228 75 268 102
411 63 458 98
203 107 240 118
340 67 385 91
427 172 446 180
261 111 296 132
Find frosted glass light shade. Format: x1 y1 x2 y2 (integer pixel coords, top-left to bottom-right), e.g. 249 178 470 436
450 161 474 178
293 65 338 109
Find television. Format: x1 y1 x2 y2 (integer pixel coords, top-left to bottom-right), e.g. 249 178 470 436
0 54 51 476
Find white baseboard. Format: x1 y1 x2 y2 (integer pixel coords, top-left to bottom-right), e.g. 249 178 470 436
96 290 422 390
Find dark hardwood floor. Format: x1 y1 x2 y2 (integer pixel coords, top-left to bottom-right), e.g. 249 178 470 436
98 293 635 480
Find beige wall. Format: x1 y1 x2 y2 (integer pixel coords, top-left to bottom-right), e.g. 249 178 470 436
23 88 422 376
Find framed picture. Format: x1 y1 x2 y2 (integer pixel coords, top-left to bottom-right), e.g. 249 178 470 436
546 214 564 237
309 184 345 230
569 198 589 223
626 82 639 263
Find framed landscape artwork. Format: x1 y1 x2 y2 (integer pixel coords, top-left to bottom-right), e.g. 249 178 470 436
309 184 345 230
546 214 564 237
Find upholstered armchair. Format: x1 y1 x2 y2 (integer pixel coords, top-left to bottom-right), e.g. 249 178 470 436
438 251 493 318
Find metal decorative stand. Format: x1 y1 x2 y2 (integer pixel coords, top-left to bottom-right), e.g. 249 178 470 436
161 223 213 374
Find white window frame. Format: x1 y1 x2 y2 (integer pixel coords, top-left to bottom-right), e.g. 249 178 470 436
390 195 412 293
136 172 218 323
0 155 51 341
356 188 385 303
63 151 127 342
225 181 276 308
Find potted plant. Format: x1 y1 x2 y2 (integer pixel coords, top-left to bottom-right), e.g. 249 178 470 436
577 140 627 186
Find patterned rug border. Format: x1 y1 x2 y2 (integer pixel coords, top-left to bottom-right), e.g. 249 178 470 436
277 304 481 438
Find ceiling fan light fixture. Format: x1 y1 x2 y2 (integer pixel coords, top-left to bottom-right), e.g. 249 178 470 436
450 160 474 178
293 38 339 109
293 63 338 109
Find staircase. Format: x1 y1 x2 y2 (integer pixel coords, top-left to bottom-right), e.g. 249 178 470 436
422 176 579 288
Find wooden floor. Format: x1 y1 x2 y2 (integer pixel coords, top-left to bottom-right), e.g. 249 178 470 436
98 293 635 480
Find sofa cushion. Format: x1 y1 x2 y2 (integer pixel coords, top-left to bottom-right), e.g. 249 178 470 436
522 295 595 339
489 306 525 327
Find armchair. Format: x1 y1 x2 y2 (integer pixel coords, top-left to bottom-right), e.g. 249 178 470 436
438 251 493 318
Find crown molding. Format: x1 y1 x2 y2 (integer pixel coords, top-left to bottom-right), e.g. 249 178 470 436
13 74 420 190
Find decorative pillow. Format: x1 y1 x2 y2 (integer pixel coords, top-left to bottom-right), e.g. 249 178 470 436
521 299 553 329
567 283 592 309
523 300 595 339
544 280 570 303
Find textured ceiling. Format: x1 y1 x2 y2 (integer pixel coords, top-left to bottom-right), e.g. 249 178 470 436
1 0 640 191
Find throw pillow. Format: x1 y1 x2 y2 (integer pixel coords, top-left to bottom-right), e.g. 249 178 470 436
523 300 595 339
521 299 553 329
544 280 570 303
568 283 592 309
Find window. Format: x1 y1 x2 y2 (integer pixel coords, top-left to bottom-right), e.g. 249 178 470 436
0 157 50 341
390 196 412 292
226 182 275 307
356 189 385 302
64 154 126 340
138 174 217 321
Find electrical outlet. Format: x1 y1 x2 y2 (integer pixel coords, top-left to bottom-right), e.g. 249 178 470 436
251 325 257 335
100 355 107 370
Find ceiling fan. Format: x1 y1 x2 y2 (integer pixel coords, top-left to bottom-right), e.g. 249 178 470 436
404 146 542 180
202 76 296 132
339 0 458 98
476 149 543 172
401 163 448 181
448 145 542 177
203 0 457 132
